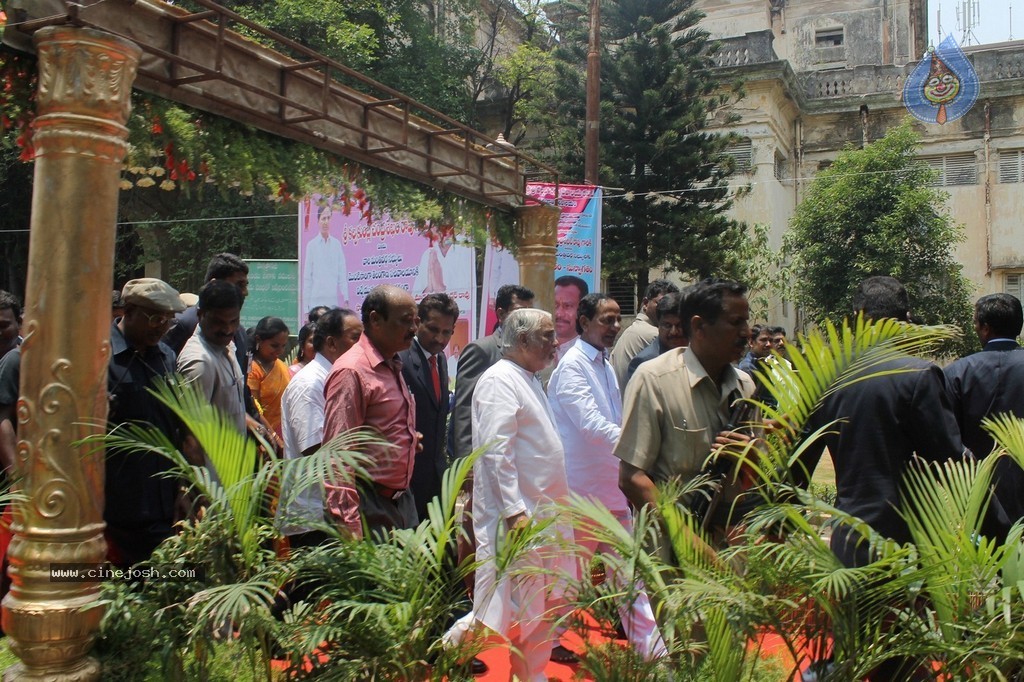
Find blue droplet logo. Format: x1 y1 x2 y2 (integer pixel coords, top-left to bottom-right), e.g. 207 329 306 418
903 35 979 125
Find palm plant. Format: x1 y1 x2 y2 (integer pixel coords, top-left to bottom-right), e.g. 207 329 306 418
275 452 484 681
563 315 1024 681
92 378 484 681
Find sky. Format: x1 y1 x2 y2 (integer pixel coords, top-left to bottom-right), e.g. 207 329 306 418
928 0 1016 46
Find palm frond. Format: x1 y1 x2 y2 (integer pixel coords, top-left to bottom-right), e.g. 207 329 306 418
983 412 1024 470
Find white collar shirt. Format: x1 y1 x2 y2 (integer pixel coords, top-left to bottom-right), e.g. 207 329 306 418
547 338 627 512
277 353 333 535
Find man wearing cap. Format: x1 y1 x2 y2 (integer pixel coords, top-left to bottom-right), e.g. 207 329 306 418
106 278 187 566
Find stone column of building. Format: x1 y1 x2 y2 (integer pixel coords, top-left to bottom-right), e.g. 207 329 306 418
513 203 560 313
1 27 140 681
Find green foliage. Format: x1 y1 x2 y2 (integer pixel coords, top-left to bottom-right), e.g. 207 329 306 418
93 378 485 680
474 0 559 143
736 223 792 322
216 0 481 124
561 316 1024 679
786 119 975 355
532 0 748 293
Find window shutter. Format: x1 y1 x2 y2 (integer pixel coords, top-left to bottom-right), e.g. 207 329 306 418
944 153 977 185
999 150 1024 184
1006 273 1024 301
724 139 753 172
921 154 977 186
607 276 637 316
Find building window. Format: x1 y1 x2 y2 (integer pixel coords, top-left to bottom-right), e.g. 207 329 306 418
999 149 1024 184
774 150 788 181
723 138 753 173
815 28 844 47
1007 273 1024 301
922 153 977 186
606 275 637 316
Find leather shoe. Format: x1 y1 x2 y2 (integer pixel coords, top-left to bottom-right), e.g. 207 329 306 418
550 644 579 664
470 657 488 675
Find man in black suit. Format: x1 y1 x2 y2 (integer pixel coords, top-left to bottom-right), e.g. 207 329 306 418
798 276 967 569
401 293 460 521
450 283 534 461
797 276 968 682
944 293 1024 522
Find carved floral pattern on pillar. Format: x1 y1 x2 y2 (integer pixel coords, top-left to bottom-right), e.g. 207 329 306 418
2 26 139 682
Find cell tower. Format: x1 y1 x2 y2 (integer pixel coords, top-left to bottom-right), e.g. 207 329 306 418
956 0 981 45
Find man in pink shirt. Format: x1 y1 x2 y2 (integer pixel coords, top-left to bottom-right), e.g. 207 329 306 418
323 285 420 539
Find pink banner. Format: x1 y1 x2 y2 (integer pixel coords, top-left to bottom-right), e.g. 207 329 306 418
298 191 476 375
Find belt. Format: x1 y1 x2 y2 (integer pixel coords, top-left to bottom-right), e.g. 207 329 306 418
374 484 407 500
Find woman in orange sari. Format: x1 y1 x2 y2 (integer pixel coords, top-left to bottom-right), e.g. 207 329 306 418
247 316 291 438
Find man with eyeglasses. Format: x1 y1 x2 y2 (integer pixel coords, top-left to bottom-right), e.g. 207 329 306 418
106 278 187 567
623 291 687 388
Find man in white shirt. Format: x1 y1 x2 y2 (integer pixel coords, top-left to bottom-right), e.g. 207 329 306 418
469 308 573 682
177 280 247 437
302 205 348 312
548 293 665 660
277 308 363 545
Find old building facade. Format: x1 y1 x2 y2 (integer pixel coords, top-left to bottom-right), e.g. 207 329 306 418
699 0 1024 331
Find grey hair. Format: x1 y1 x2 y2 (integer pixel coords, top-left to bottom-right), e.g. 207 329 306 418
500 308 552 356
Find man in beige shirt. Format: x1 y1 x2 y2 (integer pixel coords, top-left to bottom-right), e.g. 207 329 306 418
610 279 679 388
616 279 754 549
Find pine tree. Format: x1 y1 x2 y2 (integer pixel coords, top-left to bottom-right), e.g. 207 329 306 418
535 0 747 294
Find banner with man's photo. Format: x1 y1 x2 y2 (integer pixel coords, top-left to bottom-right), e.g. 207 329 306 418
297 189 477 376
478 183 602 337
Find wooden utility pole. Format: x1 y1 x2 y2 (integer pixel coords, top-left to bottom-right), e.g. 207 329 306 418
585 0 600 185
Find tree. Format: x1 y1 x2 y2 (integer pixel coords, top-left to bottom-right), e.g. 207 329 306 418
532 0 747 294
785 119 975 353
469 0 558 144
222 0 483 125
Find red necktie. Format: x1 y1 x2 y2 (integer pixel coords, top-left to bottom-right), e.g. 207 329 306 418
428 354 441 402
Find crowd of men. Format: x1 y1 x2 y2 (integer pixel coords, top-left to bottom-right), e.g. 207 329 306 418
1 263 1023 679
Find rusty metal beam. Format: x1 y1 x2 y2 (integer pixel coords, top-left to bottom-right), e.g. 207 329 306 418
3 0 559 211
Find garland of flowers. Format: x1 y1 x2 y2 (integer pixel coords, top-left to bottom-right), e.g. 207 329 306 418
0 45 515 250
0 44 37 161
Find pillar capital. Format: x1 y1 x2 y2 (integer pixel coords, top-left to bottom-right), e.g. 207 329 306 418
513 203 560 313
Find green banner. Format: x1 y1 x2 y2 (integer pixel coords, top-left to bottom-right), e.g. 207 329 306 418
242 259 299 334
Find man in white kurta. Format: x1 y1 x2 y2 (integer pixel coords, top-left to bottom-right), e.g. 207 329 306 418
471 309 572 682
547 294 665 660
302 206 348 312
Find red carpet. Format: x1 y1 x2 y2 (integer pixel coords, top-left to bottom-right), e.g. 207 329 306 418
475 615 820 681
266 613 823 680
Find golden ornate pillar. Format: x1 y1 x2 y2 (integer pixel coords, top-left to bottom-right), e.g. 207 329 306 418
513 203 560 314
2 27 140 681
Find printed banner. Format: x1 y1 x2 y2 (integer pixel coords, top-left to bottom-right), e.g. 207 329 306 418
479 184 602 337
242 259 299 335
298 190 476 375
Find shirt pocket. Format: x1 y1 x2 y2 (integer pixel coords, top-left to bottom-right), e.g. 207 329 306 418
661 413 711 482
